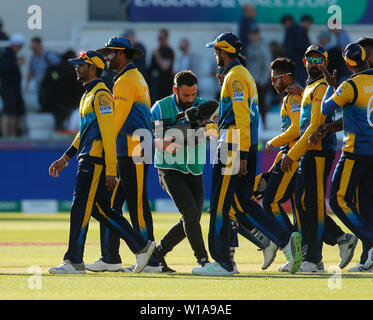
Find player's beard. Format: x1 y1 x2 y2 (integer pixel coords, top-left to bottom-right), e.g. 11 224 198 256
177 97 193 110
307 66 322 80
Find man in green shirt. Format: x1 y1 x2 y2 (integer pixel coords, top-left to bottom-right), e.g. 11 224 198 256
151 71 210 271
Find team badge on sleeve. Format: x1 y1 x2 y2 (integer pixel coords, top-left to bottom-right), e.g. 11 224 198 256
98 94 113 115
232 80 244 101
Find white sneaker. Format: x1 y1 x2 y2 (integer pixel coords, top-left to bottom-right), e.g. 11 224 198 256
348 263 365 272
261 241 278 270
298 261 325 273
85 259 122 272
192 261 234 276
281 232 302 274
278 261 290 272
49 259 86 274
337 233 358 269
363 247 373 270
134 241 156 273
121 264 163 273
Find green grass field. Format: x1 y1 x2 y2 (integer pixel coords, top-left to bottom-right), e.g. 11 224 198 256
0 212 372 300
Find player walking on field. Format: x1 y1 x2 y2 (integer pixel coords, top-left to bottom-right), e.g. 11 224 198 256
192 33 303 276
321 42 373 272
84 38 160 273
48 50 155 274
281 44 357 273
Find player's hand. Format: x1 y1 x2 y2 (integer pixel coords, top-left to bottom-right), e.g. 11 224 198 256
280 154 293 173
308 124 328 145
49 157 69 177
105 175 118 191
265 141 273 153
286 83 303 95
321 64 337 87
238 159 248 177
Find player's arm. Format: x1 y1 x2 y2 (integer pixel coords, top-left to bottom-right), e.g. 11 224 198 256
267 94 301 150
93 91 117 190
49 132 80 177
282 85 326 172
229 76 252 159
113 80 136 139
228 75 253 176
322 81 354 116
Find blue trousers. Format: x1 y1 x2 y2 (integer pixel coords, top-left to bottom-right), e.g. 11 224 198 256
63 157 148 264
208 150 291 272
99 157 158 265
329 152 373 250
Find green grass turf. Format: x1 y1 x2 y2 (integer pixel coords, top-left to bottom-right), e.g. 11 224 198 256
0 212 372 300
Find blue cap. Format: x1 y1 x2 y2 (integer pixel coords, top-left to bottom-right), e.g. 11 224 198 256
97 37 143 58
206 32 242 53
344 42 366 66
68 50 106 70
305 44 328 59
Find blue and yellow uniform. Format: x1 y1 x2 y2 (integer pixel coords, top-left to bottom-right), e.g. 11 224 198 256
322 46 373 254
62 50 149 264
287 72 339 264
97 38 157 266
207 57 295 272
262 93 302 232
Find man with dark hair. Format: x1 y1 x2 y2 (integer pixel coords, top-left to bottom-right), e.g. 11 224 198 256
151 70 210 272
281 14 310 86
26 36 61 105
280 44 357 272
266 57 356 272
84 38 160 273
0 33 25 137
149 29 175 102
48 50 155 274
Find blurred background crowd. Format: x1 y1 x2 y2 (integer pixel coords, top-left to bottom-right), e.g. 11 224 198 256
0 0 367 141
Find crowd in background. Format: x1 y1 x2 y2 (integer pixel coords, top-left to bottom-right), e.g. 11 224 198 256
0 4 353 138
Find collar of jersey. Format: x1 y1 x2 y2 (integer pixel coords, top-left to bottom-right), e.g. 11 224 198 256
113 62 137 82
306 74 324 86
84 79 102 93
350 67 373 78
223 59 241 75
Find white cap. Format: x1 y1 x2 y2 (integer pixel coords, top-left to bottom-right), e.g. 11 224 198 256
10 33 25 45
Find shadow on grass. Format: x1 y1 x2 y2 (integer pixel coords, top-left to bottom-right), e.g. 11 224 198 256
1 272 372 281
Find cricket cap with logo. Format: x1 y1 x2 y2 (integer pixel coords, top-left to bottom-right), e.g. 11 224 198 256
305 44 328 60
97 37 143 58
206 32 242 54
68 50 106 70
343 42 367 66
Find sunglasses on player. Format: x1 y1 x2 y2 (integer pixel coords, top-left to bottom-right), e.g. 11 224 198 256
306 57 324 65
271 72 292 83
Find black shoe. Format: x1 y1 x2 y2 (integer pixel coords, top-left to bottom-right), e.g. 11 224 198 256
154 245 169 268
161 265 176 273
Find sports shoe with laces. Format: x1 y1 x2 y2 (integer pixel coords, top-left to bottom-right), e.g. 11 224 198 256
261 241 278 270
298 260 325 273
121 264 176 273
134 241 156 273
337 233 358 269
49 259 86 274
281 232 302 274
348 263 365 272
85 258 122 272
192 261 234 276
